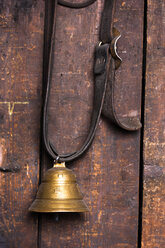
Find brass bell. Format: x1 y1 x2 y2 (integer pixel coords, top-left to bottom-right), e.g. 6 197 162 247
29 162 89 212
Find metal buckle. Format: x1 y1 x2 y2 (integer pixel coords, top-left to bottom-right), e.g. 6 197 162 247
110 27 122 70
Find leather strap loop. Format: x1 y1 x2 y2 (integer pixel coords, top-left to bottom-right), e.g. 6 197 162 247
99 0 142 130
50 44 110 162
102 57 142 131
58 0 97 9
43 0 141 163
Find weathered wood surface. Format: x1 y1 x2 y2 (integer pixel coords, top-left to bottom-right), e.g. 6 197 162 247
0 1 44 247
141 0 165 247
40 0 143 247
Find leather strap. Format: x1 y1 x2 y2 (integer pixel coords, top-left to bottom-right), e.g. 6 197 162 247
102 56 142 131
58 0 97 8
99 0 115 43
43 0 141 163
50 44 111 162
99 0 142 130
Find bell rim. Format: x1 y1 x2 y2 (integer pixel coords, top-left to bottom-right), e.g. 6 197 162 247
29 209 89 213
29 199 89 213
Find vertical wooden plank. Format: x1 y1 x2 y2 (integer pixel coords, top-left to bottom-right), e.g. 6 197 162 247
0 1 44 247
142 0 165 247
40 0 143 247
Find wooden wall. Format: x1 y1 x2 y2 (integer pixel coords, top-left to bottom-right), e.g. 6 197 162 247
141 0 165 247
0 0 44 247
0 0 164 248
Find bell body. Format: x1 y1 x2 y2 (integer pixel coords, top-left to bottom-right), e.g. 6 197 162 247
29 163 89 212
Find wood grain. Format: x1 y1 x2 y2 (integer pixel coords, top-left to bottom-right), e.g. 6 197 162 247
40 0 143 247
141 0 165 247
0 1 44 247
